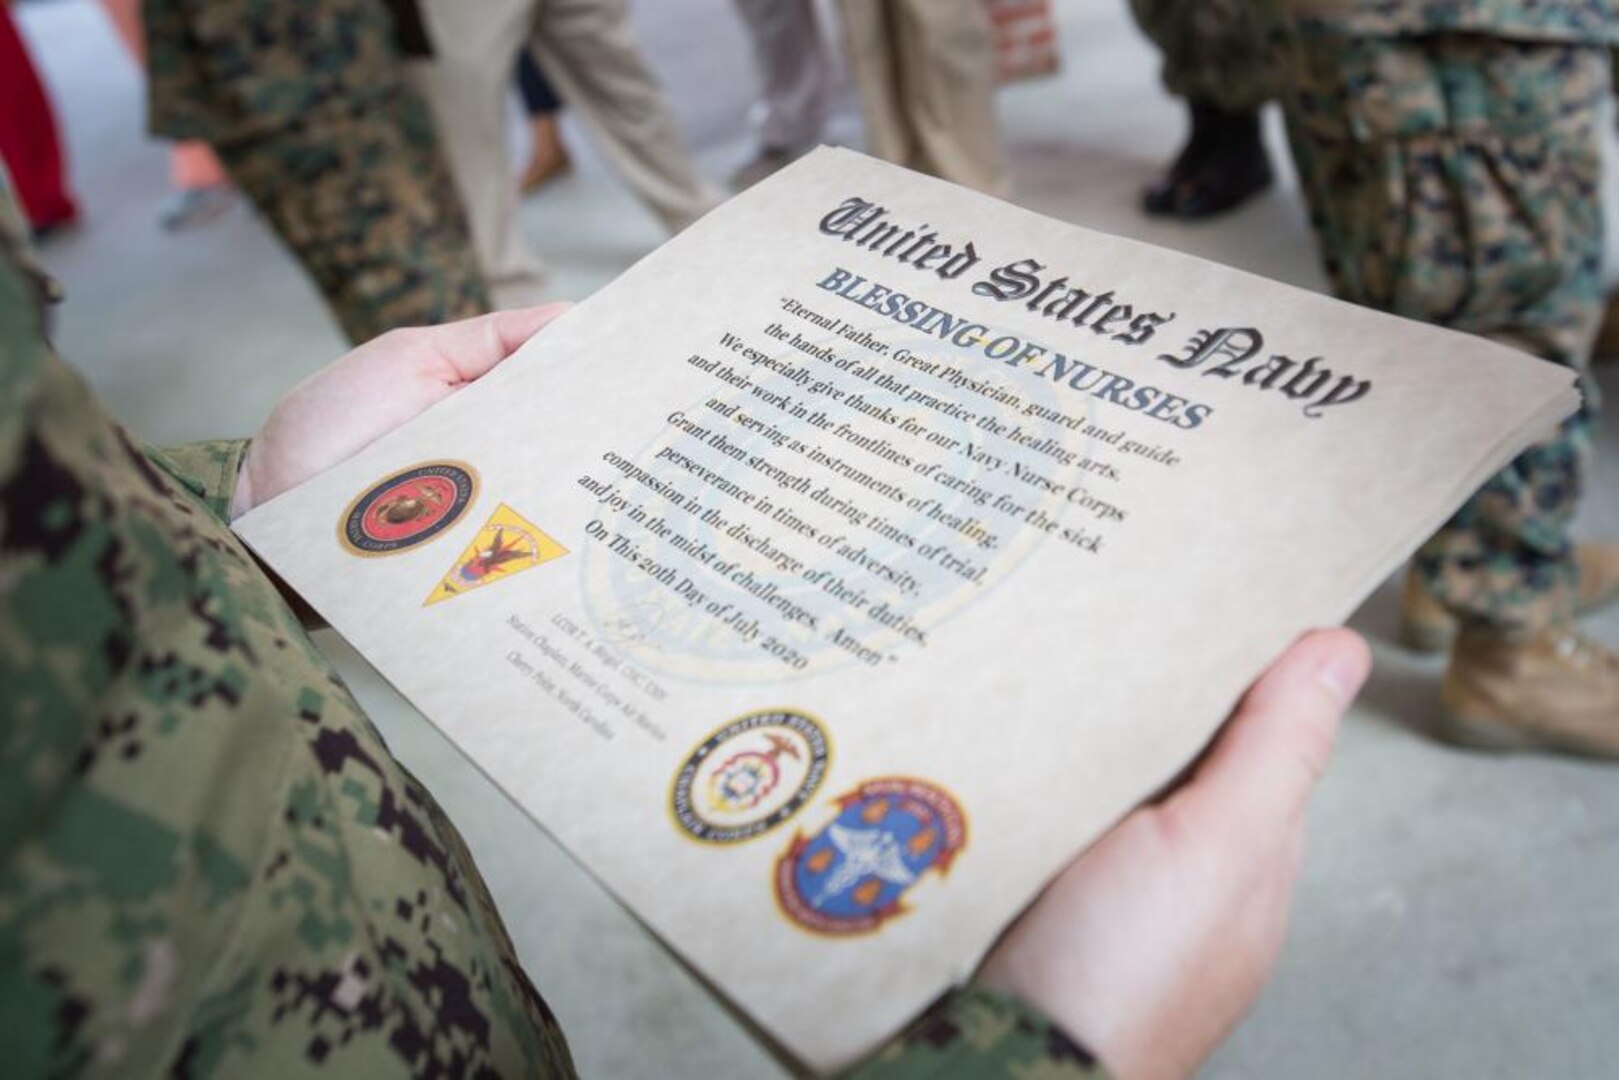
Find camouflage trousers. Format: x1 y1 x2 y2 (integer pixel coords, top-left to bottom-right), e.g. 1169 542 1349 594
1274 33 1606 631
1126 0 1275 112
216 92 489 345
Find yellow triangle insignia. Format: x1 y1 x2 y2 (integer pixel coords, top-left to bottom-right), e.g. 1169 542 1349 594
423 503 567 607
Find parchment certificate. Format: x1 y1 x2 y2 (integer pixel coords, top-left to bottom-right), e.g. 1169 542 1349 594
235 148 1578 1072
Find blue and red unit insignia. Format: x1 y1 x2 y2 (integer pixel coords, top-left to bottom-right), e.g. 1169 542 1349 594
672 716 966 933
774 777 967 936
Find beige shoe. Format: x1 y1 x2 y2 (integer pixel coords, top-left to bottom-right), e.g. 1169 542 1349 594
1398 570 1457 653
1438 627 1619 758
1399 543 1619 654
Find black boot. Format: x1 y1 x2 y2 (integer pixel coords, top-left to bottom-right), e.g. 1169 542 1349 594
1142 101 1272 220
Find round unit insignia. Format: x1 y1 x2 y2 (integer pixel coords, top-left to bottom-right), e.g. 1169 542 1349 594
671 709 830 844
775 777 966 936
338 461 478 557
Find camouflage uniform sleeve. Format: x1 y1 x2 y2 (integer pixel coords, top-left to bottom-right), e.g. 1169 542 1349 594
2 179 576 1077
146 439 250 522
842 987 1109 1079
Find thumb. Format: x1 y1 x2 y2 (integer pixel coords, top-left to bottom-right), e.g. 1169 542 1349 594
422 302 574 383
1171 629 1370 842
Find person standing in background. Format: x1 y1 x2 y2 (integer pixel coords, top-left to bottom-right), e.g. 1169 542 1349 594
835 0 1009 197
729 0 836 190
1258 2 1619 750
515 49 572 193
0 2 79 240
1126 0 1274 219
97 0 236 231
411 0 721 310
142 0 489 344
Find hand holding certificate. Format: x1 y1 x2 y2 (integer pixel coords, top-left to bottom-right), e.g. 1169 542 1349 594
975 627 1369 1079
234 148 1579 1072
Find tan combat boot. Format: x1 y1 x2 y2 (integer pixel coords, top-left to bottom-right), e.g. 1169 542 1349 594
1399 543 1619 654
1439 627 1619 758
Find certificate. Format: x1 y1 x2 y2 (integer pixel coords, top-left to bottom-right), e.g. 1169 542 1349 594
236 148 1576 1072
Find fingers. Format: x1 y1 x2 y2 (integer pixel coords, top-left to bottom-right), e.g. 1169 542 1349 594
1172 629 1371 841
424 303 573 382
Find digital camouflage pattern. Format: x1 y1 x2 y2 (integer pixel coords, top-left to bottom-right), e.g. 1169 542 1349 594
844 989 1104 1080
1258 9 1615 632
214 93 490 347
1124 1 1619 141
143 0 487 344
0 179 571 1076
0 178 1104 1077
1130 2 1612 629
1280 0 1619 44
1127 0 1276 111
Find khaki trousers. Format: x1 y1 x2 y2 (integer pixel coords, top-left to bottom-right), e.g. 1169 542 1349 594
412 0 720 308
732 0 833 152
836 0 1008 196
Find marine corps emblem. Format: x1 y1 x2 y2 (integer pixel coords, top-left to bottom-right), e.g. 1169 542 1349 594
339 461 477 556
671 710 830 844
775 777 966 936
424 504 568 606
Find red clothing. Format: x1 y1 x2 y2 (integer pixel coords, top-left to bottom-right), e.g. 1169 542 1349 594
0 5 78 230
